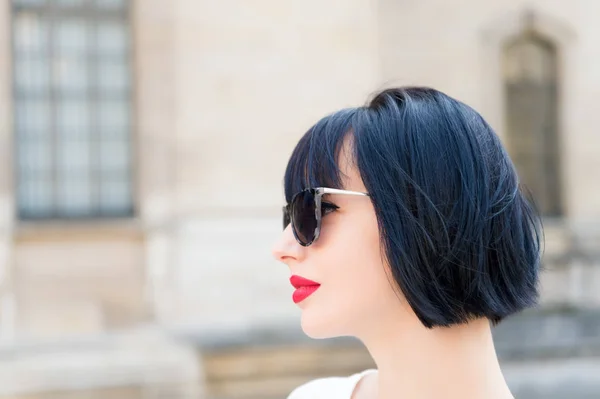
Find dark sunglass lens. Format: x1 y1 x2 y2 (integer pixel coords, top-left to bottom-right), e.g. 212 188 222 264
292 190 317 245
283 207 291 230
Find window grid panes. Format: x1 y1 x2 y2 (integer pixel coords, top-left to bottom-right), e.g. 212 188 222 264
12 0 133 220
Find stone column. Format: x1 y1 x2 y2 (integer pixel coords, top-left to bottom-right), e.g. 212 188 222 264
0 0 16 343
135 1 179 324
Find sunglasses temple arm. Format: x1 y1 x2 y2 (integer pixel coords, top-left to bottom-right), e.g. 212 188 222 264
321 188 369 196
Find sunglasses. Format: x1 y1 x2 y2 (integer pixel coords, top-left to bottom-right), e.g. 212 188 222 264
283 187 370 246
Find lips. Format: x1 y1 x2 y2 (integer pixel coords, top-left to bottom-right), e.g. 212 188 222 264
290 275 321 304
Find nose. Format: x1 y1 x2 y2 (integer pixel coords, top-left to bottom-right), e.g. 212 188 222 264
272 224 304 265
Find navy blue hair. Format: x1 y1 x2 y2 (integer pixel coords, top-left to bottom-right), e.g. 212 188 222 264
283 86 542 328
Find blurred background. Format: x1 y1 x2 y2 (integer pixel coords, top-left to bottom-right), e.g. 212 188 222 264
0 0 599 398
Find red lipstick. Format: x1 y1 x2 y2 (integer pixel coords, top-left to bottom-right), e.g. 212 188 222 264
290 275 321 304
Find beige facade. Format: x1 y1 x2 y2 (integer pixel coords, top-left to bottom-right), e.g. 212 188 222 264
0 1 599 398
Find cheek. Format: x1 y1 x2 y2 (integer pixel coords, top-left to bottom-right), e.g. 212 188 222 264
332 218 390 300
308 210 395 328
328 208 385 280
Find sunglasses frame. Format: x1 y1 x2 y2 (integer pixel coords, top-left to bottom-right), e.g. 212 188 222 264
283 187 370 247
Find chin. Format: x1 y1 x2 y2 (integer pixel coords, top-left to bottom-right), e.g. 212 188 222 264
299 303 348 339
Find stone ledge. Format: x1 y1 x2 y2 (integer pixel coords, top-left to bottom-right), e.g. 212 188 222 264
493 307 600 360
503 357 600 399
177 323 361 353
0 328 202 397
182 307 600 360
197 339 372 399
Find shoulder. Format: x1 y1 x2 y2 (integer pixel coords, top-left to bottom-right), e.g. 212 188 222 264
287 370 376 399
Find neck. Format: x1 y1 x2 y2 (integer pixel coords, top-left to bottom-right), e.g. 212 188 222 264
358 317 513 399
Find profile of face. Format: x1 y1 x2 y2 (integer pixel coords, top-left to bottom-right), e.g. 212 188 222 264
272 87 542 339
272 138 411 339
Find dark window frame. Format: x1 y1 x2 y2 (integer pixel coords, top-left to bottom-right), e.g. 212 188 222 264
11 0 134 221
503 31 563 218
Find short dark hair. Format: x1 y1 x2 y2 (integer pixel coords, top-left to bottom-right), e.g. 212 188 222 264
284 86 543 328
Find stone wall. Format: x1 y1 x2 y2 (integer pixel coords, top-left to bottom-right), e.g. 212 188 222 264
0 0 599 398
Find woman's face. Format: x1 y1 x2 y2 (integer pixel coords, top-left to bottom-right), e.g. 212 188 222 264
272 140 406 339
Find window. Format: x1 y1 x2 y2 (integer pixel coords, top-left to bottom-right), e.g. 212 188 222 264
503 32 563 217
12 0 133 220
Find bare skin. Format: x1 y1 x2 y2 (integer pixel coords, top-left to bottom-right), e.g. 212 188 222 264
350 318 514 399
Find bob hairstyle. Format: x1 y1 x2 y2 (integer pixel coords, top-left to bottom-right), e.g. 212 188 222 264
284 86 543 328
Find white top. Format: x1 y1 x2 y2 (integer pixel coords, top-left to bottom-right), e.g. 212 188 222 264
287 369 377 399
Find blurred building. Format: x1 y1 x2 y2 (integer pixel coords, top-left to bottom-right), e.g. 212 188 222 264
0 0 599 398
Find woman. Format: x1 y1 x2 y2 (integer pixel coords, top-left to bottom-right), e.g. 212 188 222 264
272 87 542 399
